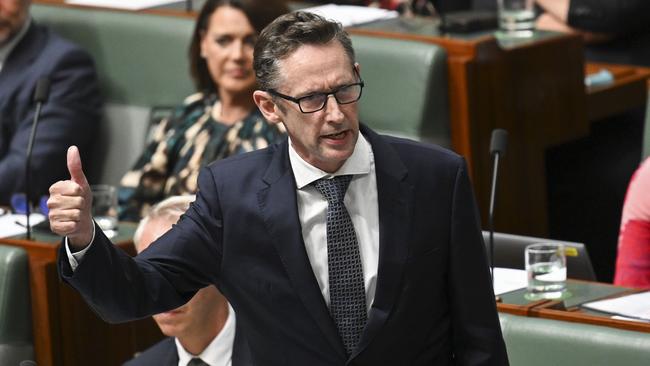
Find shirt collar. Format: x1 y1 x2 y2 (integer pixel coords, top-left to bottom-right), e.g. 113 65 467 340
289 131 372 190
175 303 236 366
0 17 31 72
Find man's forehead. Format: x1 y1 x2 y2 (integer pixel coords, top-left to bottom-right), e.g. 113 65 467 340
277 42 354 91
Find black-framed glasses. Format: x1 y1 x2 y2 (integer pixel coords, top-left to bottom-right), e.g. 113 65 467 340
267 72 365 114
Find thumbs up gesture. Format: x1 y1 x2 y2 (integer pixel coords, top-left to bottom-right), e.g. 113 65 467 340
47 146 94 248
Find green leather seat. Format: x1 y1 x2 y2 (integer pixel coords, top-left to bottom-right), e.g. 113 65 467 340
0 245 34 365
352 35 450 147
499 313 650 366
32 4 195 185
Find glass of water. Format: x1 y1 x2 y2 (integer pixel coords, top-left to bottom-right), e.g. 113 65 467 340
91 185 118 234
497 0 535 37
525 243 567 300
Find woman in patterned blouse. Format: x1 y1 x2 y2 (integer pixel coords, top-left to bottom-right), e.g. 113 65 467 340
119 0 289 221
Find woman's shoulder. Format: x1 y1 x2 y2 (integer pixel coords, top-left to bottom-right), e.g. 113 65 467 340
181 91 215 108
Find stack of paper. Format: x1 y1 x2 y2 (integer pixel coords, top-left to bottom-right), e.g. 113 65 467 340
582 291 650 321
493 267 527 295
0 213 46 238
302 4 398 27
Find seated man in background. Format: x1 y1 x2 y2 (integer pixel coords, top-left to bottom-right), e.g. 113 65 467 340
0 0 101 206
125 195 251 366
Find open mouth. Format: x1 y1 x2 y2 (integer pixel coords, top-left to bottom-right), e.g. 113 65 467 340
323 131 347 140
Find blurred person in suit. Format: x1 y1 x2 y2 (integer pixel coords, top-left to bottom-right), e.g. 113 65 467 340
118 0 289 221
0 0 100 206
124 195 251 366
50 11 507 365
614 158 650 289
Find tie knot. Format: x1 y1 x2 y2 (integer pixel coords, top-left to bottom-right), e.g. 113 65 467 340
313 175 353 203
187 357 209 366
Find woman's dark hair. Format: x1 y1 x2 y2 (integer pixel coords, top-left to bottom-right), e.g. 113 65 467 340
189 0 290 93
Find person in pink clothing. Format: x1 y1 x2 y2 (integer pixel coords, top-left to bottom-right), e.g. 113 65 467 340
614 157 650 288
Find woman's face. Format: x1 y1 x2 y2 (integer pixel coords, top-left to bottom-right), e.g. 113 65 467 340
200 6 257 98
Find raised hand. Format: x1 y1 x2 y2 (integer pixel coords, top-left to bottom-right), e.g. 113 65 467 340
47 146 94 248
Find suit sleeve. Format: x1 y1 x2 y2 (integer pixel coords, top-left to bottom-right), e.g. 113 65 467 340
448 159 509 365
0 46 101 203
58 167 225 323
567 0 650 34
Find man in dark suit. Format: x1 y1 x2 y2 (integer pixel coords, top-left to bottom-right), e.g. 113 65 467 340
49 11 508 366
124 195 252 366
0 0 101 205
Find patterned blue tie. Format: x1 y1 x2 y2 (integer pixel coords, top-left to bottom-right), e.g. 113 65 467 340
313 175 367 356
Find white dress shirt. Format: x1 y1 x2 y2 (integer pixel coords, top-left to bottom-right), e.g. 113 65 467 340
0 17 31 72
66 133 380 310
175 304 236 366
288 134 379 312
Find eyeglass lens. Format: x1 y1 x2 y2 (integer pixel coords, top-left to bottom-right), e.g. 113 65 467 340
300 84 362 112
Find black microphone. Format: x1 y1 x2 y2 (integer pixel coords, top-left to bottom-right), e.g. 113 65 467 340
25 77 51 240
488 129 508 286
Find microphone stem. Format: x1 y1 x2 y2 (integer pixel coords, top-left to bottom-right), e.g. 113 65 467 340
488 153 500 285
25 102 43 240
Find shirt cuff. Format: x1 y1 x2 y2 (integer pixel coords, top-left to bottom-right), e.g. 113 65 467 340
65 223 96 272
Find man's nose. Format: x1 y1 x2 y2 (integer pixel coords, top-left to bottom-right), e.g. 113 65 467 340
324 95 344 122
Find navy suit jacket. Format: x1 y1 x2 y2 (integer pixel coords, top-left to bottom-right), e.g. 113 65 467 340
123 321 253 365
0 21 101 204
60 125 508 365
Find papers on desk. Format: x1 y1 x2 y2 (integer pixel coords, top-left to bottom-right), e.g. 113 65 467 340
493 267 528 295
65 0 179 11
302 4 398 27
0 213 46 238
582 291 650 321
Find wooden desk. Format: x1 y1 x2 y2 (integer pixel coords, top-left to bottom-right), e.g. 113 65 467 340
0 225 163 366
349 18 650 238
497 280 650 333
585 63 650 122
350 19 585 237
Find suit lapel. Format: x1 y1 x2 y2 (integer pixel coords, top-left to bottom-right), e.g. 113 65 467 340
353 126 413 359
257 141 347 359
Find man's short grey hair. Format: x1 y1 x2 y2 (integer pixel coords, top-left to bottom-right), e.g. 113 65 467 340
253 11 356 91
133 195 195 251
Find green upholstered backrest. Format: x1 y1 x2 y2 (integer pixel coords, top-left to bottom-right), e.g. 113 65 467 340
31 5 196 185
0 245 34 365
499 313 650 366
351 34 450 147
32 4 194 106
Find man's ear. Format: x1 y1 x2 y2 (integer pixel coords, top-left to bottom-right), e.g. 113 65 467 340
354 62 361 76
253 90 283 124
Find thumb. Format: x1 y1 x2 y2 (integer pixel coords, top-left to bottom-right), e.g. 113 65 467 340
67 146 89 187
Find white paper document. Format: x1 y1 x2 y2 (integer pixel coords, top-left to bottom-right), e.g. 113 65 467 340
302 4 398 27
582 291 650 321
0 213 46 238
65 0 178 11
493 267 527 295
